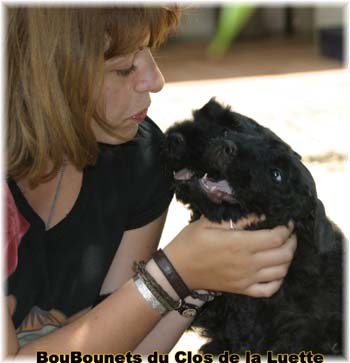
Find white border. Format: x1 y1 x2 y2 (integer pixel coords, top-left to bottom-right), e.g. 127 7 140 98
0 1 349 362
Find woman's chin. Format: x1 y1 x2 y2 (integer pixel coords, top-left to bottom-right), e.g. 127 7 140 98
93 122 139 145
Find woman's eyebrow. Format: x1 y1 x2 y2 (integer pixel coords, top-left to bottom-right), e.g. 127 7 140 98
105 54 134 67
105 34 150 67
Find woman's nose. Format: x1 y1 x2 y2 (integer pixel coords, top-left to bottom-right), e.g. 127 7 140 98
135 49 165 93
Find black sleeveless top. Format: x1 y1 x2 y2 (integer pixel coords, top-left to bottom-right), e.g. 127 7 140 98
6 117 173 339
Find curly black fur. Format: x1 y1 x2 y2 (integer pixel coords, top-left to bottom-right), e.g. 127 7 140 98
163 99 344 356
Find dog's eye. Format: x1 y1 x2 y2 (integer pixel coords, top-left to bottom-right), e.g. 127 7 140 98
223 128 230 138
270 168 283 183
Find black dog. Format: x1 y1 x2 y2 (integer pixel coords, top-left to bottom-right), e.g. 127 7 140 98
163 99 344 356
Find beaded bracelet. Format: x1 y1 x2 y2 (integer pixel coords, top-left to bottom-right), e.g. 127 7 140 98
191 290 222 302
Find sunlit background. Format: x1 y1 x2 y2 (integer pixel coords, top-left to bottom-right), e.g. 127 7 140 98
146 3 349 354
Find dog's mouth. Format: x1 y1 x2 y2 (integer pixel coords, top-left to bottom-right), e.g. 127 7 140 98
174 168 236 204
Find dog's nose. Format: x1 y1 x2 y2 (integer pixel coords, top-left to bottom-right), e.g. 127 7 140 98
207 139 237 172
223 140 237 156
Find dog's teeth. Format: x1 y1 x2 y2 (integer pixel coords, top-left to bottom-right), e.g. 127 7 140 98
203 173 208 180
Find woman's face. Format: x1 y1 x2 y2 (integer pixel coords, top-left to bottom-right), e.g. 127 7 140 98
92 36 164 144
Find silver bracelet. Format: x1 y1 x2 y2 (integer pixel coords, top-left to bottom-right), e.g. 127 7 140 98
133 274 169 316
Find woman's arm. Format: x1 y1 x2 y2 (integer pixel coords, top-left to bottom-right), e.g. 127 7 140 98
100 211 195 354
6 213 168 357
7 279 161 356
100 212 168 295
98 213 296 355
6 211 183 357
6 213 296 357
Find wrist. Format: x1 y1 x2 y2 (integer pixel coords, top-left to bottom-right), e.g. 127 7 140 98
133 259 220 320
152 249 191 299
163 242 195 291
145 255 207 312
145 259 180 301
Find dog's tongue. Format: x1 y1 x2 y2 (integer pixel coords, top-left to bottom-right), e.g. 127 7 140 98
200 174 233 195
174 168 194 180
174 169 235 202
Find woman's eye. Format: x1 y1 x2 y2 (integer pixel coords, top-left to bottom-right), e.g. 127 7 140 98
270 168 283 183
115 64 136 77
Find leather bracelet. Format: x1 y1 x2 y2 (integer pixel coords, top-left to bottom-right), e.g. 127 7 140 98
153 249 190 299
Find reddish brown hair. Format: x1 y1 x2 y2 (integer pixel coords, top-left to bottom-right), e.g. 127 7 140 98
7 6 180 187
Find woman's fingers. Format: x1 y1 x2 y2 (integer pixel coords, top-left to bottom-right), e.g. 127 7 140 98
246 223 294 253
255 264 290 283
202 216 295 254
166 215 297 296
254 233 297 269
244 280 283 298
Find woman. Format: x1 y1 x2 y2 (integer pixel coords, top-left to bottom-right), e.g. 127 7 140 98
5 7 296 356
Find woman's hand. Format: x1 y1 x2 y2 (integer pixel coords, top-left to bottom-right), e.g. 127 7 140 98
164 215 297 298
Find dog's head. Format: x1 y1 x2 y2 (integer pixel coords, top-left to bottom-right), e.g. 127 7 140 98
164 99 335 253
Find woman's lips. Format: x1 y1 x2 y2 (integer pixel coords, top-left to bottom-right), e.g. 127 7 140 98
131 108 148 123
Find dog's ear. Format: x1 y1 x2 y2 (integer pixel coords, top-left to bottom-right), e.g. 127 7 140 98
293 151 302 160
314 199 336 254
193 98 224 121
